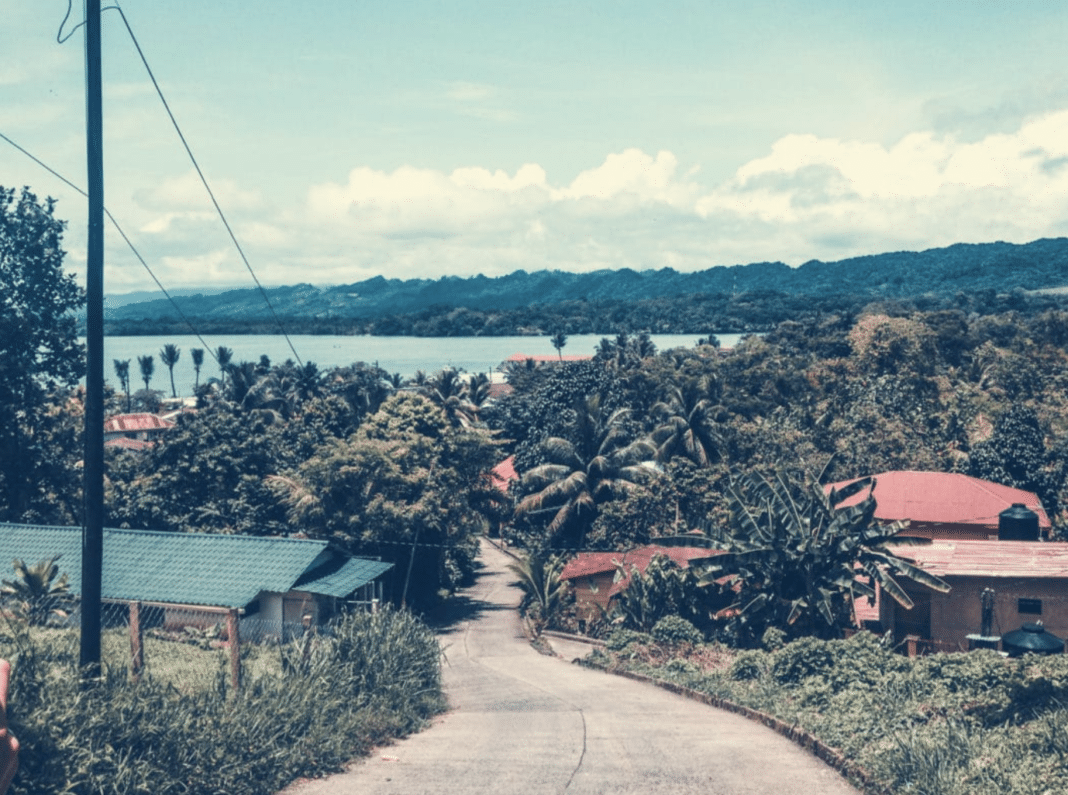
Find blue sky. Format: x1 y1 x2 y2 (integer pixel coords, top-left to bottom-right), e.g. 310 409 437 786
3 1 1068 293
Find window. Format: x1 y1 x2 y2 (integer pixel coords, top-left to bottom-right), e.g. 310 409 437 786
1018 598 1042 615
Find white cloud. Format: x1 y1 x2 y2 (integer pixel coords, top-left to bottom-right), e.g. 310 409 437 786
695 109 1068 259
556 149 699 207
94 111 1068 293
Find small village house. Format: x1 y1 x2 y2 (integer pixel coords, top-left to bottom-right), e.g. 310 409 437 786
0 523 392 640
103 413 175 449
882 539 1068 652
560 544 725 622
826 470 1052 540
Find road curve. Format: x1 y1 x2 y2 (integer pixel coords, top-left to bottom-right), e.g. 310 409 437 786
281 541 860 795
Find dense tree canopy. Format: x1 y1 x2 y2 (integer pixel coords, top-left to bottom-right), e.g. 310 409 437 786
0 187 84 522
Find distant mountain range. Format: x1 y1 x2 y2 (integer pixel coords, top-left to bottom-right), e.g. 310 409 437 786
105 238 1068 325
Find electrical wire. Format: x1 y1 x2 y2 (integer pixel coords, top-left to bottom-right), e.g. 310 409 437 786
109 3 304 366
0 129 219 365
55 1 304 366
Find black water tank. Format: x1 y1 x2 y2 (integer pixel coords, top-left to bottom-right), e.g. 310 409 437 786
999 503 1040 541
1002 623 1064 657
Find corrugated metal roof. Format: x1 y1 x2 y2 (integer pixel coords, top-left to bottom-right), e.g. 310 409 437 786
0 524 392 607
103 413 175 433
104 437 155 451
296 557 394 598
560 545 724 582
827 471 1051 529
490 456 518 493
890 539 1068 578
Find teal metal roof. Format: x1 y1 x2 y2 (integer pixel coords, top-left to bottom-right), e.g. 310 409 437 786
295 556 393 598
0 523 392 608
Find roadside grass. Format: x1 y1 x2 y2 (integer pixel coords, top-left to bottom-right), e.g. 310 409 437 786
1 607 445 795
588 630 1068 795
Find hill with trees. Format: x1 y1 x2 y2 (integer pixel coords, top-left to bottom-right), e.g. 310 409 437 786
102 237 1068 336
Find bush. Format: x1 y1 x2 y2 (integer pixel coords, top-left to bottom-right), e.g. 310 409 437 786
4 606 444 795
728 649 768 681
605 628 652 651
651 615 702 647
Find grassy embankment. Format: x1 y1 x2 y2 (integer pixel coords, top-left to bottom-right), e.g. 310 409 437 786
587 629 1068 795
1 607 444 795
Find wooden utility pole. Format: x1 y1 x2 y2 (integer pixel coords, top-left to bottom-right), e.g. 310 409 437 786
81 0 105 676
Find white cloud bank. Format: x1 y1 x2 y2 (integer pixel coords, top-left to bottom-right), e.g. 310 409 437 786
113 108 1068 290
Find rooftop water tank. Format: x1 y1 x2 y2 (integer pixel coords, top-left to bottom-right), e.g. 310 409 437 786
1001 623 1064 657
999 503 1040 541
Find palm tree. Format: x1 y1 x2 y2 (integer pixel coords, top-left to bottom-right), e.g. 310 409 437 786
1 555 73 626
550 329 568 361
515 394 658 548
113 358 132 412
215 346 233 389
191 347 205 392
159 344 181 397
137 354 155 393
424 367 476 428
651 376 725 467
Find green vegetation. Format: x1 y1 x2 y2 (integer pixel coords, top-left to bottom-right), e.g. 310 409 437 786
100 237 1068 337
2 607 444 795
589 631 1068 795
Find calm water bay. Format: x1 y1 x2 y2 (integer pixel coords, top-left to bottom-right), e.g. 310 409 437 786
89 333 746 397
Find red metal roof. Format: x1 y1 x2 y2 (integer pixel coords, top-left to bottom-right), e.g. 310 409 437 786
826 471 1051 529
890 539 1068 579
505 352 593 363
561 545 724 598
490 456 518 493
104 413 175 433
104 437 155 451
560 546 722 579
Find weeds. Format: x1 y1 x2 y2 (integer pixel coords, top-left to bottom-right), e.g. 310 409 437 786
591 632 1068 795
1 606 444 795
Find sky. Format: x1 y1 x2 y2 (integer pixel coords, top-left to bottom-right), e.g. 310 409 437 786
3 1 1068 295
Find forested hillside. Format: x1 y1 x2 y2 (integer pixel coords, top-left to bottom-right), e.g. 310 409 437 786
102 237 1068 336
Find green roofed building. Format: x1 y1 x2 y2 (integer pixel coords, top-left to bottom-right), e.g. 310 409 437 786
0 523 393 639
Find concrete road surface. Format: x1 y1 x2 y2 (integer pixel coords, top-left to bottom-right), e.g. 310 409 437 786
281 542 860 795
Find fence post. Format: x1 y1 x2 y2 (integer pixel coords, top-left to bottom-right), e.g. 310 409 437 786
129 600 144 681
905 634 919 658
227 608 241 693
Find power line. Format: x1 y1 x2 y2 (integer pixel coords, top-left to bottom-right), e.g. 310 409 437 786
0 129 219 365
108 3 304 367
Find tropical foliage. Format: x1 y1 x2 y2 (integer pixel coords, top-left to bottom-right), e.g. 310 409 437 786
1 555 73 627
675 471 951 645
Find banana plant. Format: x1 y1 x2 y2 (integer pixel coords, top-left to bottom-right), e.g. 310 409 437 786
659 469 950 644
2 555 74 627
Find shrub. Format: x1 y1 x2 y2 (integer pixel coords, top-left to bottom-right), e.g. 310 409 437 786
605 628 652 651
728 649 768 681
3 606 444 795
651 615 702 647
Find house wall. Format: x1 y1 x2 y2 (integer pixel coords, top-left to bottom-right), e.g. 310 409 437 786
889 577 1068 651
570 572 617 621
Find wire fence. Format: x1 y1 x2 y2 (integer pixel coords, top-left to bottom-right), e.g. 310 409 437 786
0 593 380 695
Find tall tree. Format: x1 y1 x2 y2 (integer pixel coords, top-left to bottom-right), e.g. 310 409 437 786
137 355 155 393
159 344 181 398
0 187 85 520
112 359 131 413
191 347 205 392
651 377 724 467
550 329 568 361
515 395 657 548
215 346 233 389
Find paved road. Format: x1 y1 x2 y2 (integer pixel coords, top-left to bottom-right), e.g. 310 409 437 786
281 542 860 795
